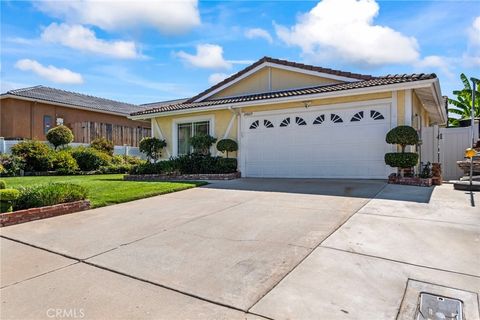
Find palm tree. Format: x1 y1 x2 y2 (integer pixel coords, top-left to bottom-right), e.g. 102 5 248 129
448 73 480 127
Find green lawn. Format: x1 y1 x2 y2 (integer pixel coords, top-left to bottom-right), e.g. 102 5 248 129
2 174 206 208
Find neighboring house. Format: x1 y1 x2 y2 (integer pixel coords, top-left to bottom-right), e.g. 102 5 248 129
130 57 447 179
0 86 151 147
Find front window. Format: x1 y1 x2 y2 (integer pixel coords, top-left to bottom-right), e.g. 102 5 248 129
43 115 52 134
177 121 210 155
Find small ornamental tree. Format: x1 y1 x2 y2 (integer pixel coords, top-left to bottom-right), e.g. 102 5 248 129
190 134 217 155
139 137 166 163
216 139 238 158
91 137 114 156
46 125 74 150
384 125 419 176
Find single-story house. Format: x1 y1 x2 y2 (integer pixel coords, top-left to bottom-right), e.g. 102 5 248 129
130 57 447 179
1 86 151 147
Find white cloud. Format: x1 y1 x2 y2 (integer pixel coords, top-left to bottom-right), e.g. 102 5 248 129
208 73 230 85
275 0 419 66
415 55 453 78
177 44 231 69
468 16 480 46
15 59 83 84
245 28 273 43
41 23 140 59
34 0 200 34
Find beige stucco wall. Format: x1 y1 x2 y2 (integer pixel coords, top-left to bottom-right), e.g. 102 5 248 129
211 67 342 99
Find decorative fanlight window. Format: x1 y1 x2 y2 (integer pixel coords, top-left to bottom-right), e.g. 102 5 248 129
280 117 290 127
249 120 259 129
295 117 307 126
264 119 274 128
370 110 385 120
350 111 364 122
331 113 343 123
313 114 325 125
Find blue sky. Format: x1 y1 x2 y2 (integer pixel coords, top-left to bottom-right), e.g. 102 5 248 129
1 0 479 105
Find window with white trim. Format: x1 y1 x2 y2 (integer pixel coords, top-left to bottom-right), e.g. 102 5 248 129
177 121 210 155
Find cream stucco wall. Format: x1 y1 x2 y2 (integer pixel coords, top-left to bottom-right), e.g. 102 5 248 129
211 67 342 99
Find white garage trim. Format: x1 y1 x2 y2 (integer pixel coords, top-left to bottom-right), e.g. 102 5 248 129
239 98 394 179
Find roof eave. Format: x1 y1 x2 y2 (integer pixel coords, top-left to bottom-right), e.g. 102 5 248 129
129 78 438 120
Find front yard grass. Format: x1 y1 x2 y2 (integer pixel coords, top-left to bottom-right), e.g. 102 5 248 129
3 174 206 208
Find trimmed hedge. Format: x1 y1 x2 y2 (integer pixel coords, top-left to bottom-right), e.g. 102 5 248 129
0 189 20 213
385 152 419 168
129 154 237 175
11 140 54 172
71 147 111 171
15 183 88 211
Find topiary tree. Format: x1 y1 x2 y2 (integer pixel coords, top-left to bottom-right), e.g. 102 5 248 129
0 189 20 213
385 125 419 176
139 137 166 163
91 137 114 156
216 139 238 158
190 134 217 155
46 125 74 150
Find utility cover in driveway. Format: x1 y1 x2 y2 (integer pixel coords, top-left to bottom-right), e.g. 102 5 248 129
417 293 463 320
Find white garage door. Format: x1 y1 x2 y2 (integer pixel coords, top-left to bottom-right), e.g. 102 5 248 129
243 104 391 179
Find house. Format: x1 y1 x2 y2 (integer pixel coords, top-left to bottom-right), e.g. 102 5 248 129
130 57 447 179
0 86 151 147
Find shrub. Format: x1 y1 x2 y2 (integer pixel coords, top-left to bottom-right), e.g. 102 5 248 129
216 139 238 158
0 189 20 213
139 137 166 163
124 155 145 166
190 134 217 155
53 150 79 175
172 154 237 174
385 153 419 168
71 146 111 171
15 183 88 211
0 154 25 176
0 180 6 189
11 140 54 172
98 164 132 174
91 137 114 156
46 125 74 150
386 126 419 152
129 161 174 175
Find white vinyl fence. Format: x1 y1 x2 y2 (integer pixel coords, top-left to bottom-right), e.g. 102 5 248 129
421 124 479 181
0 138 145 159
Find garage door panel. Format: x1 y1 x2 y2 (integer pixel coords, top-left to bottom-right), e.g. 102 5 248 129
244 104 390 178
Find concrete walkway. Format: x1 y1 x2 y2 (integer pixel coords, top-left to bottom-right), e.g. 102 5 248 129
1 179 478 319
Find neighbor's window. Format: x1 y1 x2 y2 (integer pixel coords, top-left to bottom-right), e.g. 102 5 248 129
43 115 52 134
178 121 210 155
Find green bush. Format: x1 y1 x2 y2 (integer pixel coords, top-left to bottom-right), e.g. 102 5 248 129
0 180 6 189
385 153 419 168
46 125 74 149
139 137 166 162
98 164 132 174
0 154 25 176
71 147 111 171
216 139 238 158
124 155 145 166
53 150 79 175
386 126 419 151
15 183 88 211
190 134 217 155
11 140 54 172
91 137 114 156
0 189 20 213
129 161 174 175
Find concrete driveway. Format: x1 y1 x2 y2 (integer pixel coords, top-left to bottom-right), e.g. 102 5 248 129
1 179 479 320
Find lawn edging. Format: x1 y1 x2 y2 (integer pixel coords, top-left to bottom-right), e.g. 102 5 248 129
124 172 241 181
0 200 91 227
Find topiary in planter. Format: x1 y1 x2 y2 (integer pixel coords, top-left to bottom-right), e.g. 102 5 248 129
0 189 20 213
386 126 419 152
385 153 419 168
46 125 74 150
216 139 238 158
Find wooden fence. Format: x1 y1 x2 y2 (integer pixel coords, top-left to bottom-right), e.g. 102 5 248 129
71 122 151 147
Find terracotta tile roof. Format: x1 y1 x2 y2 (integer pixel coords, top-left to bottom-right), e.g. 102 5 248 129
131 73 437 117
3 85 147 115
184 56 374 103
